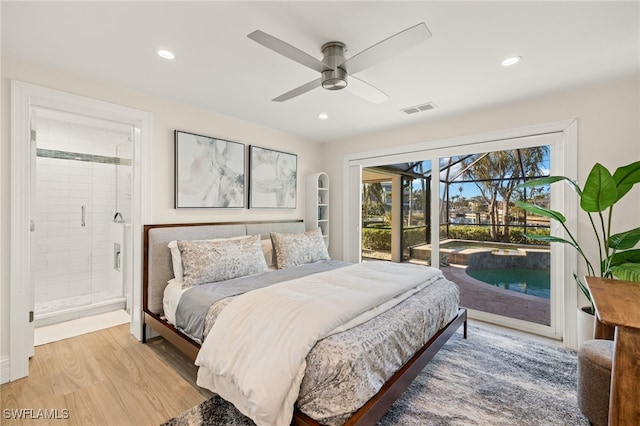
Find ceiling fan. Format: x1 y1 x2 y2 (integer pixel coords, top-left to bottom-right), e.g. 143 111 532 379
247 23 432 104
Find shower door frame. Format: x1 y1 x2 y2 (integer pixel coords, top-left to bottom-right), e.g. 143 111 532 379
9 81 152 382
32 109 130 319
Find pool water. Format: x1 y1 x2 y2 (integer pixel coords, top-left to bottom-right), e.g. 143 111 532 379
466 268 550 299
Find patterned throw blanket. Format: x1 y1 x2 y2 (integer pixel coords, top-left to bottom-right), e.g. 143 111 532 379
195 261 443 426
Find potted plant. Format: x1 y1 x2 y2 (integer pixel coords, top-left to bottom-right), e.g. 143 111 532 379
515 160 640 345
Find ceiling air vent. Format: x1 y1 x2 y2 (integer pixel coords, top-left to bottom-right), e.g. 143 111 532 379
401 102 437 115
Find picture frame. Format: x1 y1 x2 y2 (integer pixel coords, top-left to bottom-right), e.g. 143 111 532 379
249 146 297 209
174 130 245 208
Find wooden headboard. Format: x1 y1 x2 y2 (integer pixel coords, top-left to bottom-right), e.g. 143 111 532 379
142 220 305 316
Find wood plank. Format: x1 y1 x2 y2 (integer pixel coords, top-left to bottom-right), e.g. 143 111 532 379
586 276 640 328
0 324 207 426
586 277 640 426
609 326 640 426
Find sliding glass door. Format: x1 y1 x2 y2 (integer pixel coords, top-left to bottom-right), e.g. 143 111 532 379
349 131 566 339
437 147 551 327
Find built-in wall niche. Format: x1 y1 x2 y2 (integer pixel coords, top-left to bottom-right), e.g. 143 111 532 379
306 172 329 248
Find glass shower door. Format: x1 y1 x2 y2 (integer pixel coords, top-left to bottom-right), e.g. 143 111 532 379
32 107 129 323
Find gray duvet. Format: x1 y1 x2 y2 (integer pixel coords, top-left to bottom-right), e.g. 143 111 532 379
174 260 460 425
176 260 350 342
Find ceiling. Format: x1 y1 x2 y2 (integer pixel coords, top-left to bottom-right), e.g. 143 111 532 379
3 1 639 143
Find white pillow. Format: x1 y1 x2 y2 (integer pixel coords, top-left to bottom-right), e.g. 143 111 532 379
261 238 275 268
167 240 184 282
169 235 274 282
177 234 268 288
270 228 330 269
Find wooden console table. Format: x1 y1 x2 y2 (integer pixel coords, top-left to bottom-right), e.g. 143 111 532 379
586 276 640 426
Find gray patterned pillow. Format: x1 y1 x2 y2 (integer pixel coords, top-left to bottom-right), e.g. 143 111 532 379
270 228 330 269
177 234 268 288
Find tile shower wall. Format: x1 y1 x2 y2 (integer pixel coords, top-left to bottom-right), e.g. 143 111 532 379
33 115 131 308
116 138 133 223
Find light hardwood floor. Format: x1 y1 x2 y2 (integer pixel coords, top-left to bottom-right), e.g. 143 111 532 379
1 324 212 425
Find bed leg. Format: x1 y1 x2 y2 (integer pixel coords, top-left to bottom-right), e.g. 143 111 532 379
142 321 147 343
463 317 468 339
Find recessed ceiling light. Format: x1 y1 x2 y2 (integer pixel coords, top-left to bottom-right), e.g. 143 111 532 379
318 113 329 120
157 49 175 60
501 56 522 67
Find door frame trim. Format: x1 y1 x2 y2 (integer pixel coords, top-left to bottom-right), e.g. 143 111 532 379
8 81 151 381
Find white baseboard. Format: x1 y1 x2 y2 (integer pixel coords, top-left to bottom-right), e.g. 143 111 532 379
1 356 10 384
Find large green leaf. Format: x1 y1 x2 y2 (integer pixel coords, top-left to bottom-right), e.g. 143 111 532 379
609 249 640 266
580 163 617 212
516 176 582 195
611 263 640 283
613 160 640 201
608 227 640 250
515 201 566 223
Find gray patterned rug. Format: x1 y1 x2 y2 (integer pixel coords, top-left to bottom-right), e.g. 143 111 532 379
162 325 589 425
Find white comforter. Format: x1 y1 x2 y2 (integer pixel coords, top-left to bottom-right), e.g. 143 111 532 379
195 261 443 426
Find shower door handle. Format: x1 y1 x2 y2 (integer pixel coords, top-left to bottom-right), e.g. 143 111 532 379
81 205 86 227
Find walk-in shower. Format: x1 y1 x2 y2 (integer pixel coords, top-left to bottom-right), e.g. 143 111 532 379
31 107 133 327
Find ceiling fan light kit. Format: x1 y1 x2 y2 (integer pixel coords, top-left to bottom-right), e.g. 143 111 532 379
248 22 431 103
320 41 348 90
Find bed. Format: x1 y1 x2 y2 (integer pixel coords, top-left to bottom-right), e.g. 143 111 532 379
143 220 467 426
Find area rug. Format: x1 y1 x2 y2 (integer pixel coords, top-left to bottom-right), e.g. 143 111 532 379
161 325 589 425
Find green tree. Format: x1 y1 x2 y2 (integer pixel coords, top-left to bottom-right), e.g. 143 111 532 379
362 182 387 218
461 147 548 241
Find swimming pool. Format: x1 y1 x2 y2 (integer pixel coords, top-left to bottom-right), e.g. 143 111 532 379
466 268 550 299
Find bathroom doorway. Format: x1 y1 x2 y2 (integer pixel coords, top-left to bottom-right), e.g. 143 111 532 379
9 81 151 382
30 107 134 337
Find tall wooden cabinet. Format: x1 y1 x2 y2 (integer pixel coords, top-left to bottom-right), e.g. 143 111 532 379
305 172 329 248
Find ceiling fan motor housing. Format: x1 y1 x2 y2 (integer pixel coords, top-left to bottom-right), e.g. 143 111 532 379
321 41 348 90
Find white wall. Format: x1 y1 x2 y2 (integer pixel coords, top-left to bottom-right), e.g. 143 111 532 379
323 73 640 262
0 56 322 374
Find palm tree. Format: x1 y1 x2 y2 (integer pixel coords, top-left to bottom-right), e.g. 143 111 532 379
362 182 387 219
461 147 548 241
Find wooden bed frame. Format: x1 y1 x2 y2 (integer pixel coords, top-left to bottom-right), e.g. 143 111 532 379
142 220 467 426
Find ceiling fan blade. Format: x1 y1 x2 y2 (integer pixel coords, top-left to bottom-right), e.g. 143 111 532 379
248 30 330 73
345 76 388 104
341 22 432 75
272 78 322 102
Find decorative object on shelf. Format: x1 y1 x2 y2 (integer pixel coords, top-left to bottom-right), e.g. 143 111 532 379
306 172 330 248
174 130 245 208
249 146 297 209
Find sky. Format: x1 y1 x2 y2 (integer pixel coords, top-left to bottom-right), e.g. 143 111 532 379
403 148 552 200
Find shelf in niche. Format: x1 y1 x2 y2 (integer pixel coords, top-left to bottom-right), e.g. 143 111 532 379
307 172 329 249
